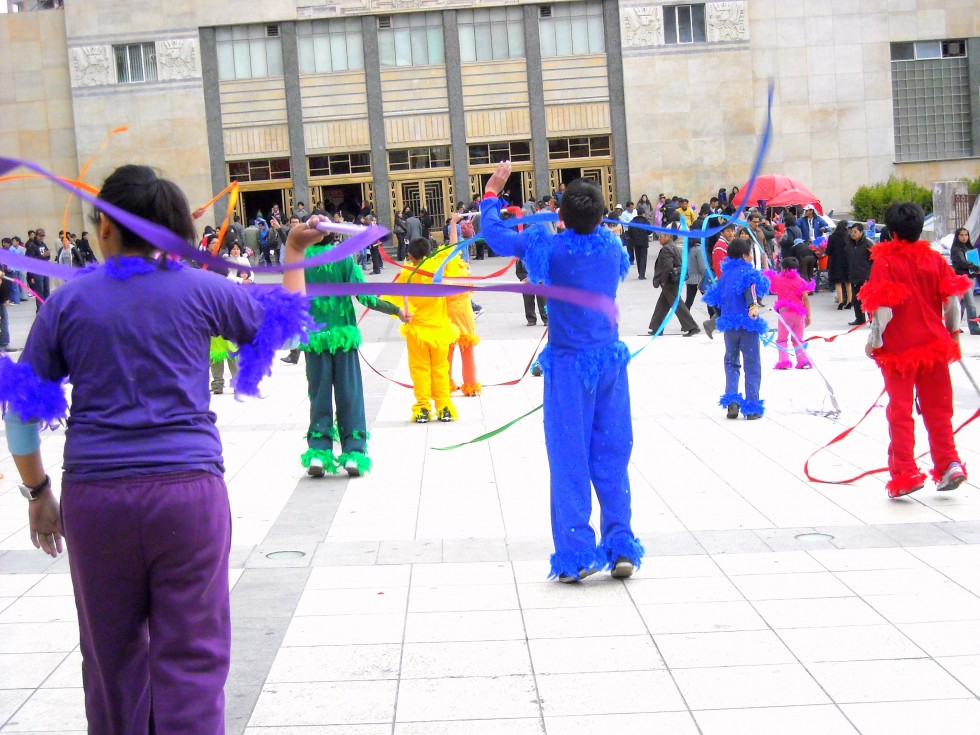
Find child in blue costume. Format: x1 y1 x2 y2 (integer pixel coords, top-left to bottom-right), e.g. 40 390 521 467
479 161 644 582
702 237 771 420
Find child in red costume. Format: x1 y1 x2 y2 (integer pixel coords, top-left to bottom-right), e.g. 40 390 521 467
859 203 972 499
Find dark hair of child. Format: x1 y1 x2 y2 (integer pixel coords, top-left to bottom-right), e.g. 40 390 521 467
727 237 752 259
883 202 925 242
784 213 797 227
408 237 430 262
90 165 196 254
560 178 604 234
780 256 799 271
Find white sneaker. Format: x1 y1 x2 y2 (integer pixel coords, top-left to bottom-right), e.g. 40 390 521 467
937 462 966 492
307 458 325 478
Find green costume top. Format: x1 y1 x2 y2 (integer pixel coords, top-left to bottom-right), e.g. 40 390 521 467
303 243 401 354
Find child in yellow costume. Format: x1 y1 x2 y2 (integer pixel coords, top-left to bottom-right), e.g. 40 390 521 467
446 212 481 396
392 237 460 423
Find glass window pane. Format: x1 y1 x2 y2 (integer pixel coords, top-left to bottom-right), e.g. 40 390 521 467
347 31 364 69
267 40 283 75
588 16 604 52
394 29 412 65
475 24 493 61
678 6 693 43
555 19 573 55
508 21 524 57
539 20 556 57
114 46 128 83
232 26 248 40
571 17 589 54
410 27 427 64
144 44 158 81
664 8 677 44
233 41 250 77
330 33 347 71
915 41 941 59
127 45 143 82
217 42 234 80
427 27 444 64
312 35 329 72
249 41 267 77
490 7 506 21
216 28 232 42
379 32 395 66
458 9 472 23
459 24 476 62
692 4 706 42
298 37 315 74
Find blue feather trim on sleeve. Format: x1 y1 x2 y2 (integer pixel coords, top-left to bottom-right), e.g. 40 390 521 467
717 312 770 334
233 287 314 398
0 357 68 429
702 281 721 307
522 225 553 285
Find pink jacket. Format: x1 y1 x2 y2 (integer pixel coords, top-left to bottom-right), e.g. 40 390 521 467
764 269 813 316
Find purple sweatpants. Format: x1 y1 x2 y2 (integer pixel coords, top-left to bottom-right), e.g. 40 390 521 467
61 471 232 735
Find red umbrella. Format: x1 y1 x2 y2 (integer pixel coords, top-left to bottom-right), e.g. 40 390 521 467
732 174 819 210
766 189 824 214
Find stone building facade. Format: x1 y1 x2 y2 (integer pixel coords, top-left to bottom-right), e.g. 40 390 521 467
0 0 977 239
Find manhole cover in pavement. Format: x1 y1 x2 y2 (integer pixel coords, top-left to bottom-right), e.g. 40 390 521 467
265 550 306 560
794 533 835 542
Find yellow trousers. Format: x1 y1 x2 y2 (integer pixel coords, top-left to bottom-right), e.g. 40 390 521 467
407 335 453 415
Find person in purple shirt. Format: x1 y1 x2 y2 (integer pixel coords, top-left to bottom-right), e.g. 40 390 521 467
0 165 319 734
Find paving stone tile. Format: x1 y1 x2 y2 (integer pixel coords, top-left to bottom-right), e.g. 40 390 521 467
307 565 411 590
627 576 744 605
778 624 926 662
295 586 409 617
396 720 544 735
247 681 397 727
409 562 514 587
1 686 86 731
528 635 664 675
282 613 405 647
535 670 685 716
400 640 532 679
408 583 519 613
692 530 771 554
266 644 400 683
544 712 698 735
754 596 888 629
897 620 980 657
731 571 853 600
637 601 769 634
517 580 633 609
0 652 67 689
673 663 830 710
405 610 525 643
874 523 962 547
694 704 859 735
808 658 973 703
311 541 380 567
441 538 510 563
654 630 796 668
377 540 443 565
522 606 646 639
841 699 980 735
395 675 539 722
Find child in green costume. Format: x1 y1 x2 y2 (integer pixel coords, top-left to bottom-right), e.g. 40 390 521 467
302 242 409 477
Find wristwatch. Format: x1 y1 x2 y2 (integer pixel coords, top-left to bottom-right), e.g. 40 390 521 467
20 475 50 501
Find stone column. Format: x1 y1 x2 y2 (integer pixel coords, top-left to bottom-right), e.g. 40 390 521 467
523 4 549 200
362 14 393 230
933 181 968 243
443 10 471 207
280 22 309 213
198 28 227 206
603 0 630 206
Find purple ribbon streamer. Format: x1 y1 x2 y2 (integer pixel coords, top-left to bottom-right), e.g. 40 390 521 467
0 157 387 274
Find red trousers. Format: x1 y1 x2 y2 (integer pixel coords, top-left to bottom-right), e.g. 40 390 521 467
882 359 960 487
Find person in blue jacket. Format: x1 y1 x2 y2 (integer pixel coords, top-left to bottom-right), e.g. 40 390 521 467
479 160 643 582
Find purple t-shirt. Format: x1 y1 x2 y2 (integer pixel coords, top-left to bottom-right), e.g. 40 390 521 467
22 261 264 479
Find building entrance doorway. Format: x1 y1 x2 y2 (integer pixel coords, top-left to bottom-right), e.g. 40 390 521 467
238 187 293 226
549 165 614 210
391 176 453 240
310 181 374 222
471 170 531 207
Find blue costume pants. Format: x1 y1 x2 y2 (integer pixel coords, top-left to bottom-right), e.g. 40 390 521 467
543 353 642 577
723 328 762 410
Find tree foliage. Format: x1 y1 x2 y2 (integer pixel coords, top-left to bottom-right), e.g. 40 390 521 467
851 177 933 222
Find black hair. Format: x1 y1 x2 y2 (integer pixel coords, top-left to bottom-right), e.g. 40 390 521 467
626 201 634 207
784 213 797 227
955 227 974 248
408 237 430 261
1 238 10 245
560 178 604 234
698 203 711 216
780 256 799 271
883 201 925 242
727 237 751 259
720 220 736 232
92 165 195 254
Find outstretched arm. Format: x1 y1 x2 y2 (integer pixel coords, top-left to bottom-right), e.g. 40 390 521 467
479 161 527 259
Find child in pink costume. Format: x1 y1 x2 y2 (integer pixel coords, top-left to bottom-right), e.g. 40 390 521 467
765 256 813 369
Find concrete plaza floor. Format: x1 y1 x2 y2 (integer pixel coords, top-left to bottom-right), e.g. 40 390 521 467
3 256 980 733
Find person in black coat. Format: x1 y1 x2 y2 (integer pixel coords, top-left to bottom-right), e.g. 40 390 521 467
626 213 651 279
950 227 980 336
825 220 851 309
846 222 873 325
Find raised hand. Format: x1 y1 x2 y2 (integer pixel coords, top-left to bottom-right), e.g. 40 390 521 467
485 160 512 197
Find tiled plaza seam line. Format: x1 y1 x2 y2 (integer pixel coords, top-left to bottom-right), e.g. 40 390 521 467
225 341 402 732
390 564 414 735
724 561 868 732
621 580 705 735
824 550 980 701
509 564 548 733
0 648 78 730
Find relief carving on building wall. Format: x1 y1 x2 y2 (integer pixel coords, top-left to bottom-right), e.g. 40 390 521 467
299 0 539 17
706 1 749 42
620 6 664 48
70 45 114 87
157 39 200 81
